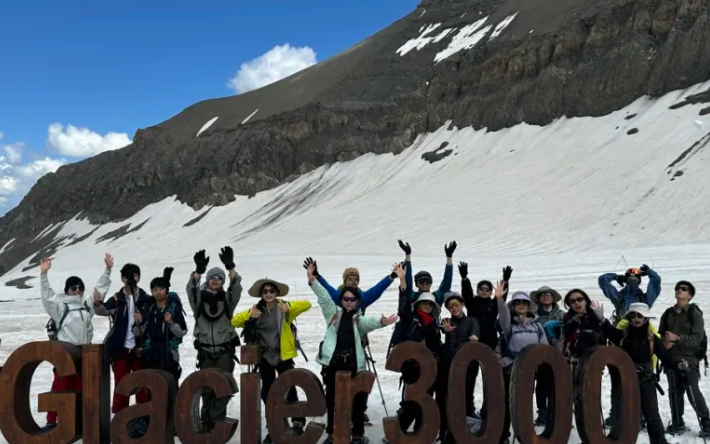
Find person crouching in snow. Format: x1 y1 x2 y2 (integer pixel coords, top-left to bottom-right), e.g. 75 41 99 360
496 286 548 444
391 262 449 442
41 254 113 431
305 257 397 444
130 267 188 438
599 302 678 444
186 247 243 432
439 290 480 442
232 277 312 444
529 286 564 426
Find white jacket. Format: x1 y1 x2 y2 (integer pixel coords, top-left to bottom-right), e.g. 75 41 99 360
41 267 112 345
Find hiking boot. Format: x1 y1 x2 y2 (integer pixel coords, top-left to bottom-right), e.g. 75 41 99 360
352 435 369 444
699 425 710 439
40 423 57 433
535 410 547 426
262 434 273 444
292 420 305 435
666 422 689 435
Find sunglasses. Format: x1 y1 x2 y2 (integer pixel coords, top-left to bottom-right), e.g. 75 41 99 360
261 288 277 295
447 301 462 309
569 297 585 304
417 279 432 285
69 285 84 292
478 287 491 292
676 286 689 292
209 275 224 281
512 300 529 306
342 296 358 303
628 312 646 320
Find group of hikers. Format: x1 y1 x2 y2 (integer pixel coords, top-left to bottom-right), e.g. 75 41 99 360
36 240 710 444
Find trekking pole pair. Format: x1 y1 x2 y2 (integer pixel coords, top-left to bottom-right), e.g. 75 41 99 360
365 343 389 416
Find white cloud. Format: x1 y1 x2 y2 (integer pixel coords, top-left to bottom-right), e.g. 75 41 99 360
16 157 65 181
4 143 23 164
227 43 318 94
47 123 132 158
0 176 18 195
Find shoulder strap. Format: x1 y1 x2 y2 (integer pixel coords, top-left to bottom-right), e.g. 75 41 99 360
57 302 71 332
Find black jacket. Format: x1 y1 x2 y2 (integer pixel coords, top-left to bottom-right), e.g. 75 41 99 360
442 315 480 360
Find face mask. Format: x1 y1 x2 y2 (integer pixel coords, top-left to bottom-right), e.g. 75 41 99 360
626 277 640 289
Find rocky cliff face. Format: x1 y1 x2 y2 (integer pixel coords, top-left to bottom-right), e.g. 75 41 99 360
1 0 710 276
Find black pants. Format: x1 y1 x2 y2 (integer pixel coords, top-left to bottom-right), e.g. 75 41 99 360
638 375 667 444
398 359 448 438
260 358 305 424
500 366 512 442
324 351 367 436
535 367 551 415
668 365 710 427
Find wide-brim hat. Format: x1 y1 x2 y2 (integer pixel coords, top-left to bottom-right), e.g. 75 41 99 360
507 291 538 312
530 286 562 304
412 292 441 315
248 278 289 298
626 302 655 319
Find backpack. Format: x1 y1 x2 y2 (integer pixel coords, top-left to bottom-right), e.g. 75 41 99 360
46 301 91 340
499 319 545 359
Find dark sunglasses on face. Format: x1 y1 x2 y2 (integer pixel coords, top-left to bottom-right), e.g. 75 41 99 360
418 279 432 285
478 287 491 292
210 275 223 281
569 297 585 304
262 288 277 295
342 296 357 303
447 301 462 309
513 300 529 306
676 286 689 292
628 312 645 320
69 285 84 292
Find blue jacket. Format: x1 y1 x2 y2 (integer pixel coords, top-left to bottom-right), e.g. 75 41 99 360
598 269 661 317
319 274 394 314
405 260 454 305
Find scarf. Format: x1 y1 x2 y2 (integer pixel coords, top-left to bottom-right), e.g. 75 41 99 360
416 309 435 325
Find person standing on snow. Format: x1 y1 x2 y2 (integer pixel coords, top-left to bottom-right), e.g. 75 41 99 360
130 267 188 438
186 247 242 432
561 289 606 367
306 258 397 444
529 286 564 426
439 290 480 442
658 281 710 437
94 262 152 414
598 265 661 324
459 262 512 419
496 286 549 444
41 254 113 431
232 276 312 444
601 303 679 444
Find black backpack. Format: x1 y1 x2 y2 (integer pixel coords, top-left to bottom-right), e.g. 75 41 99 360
46 301 91 340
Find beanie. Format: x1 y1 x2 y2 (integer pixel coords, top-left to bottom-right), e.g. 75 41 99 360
342 267 360 282
414 271 433 282
675 280 696 297
64 276 85 294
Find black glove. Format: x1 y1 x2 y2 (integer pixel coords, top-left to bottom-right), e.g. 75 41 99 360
193 250 209 274
502 266 513 282
640 264 650 276
163 267 174 286
219 246 235 271
398 239 411 255
458 262 468 279
303 257 319 277
445 241 457 258
616 275 626 286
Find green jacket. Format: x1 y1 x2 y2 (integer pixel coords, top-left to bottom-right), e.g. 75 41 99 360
659 303 705 363
309 279 386 371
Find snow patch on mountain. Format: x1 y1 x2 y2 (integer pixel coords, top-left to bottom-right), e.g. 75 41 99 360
196 116 219 137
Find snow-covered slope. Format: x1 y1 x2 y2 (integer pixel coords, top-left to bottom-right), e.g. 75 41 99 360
2 81 710 444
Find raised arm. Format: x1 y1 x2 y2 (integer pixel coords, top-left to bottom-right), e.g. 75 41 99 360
642 265 661 308
219 246 242 316
86 254 113 309
39 258 61 322
495 282 511 339
393 262 413 322
460 262 476 315
188 249 209 314
305 257 338 321
316 273 341 306
398 240 414 300
436 241 456 299
598 273 622 308
360 273 396 310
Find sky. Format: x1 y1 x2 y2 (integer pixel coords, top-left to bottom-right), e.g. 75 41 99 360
0 0 418 215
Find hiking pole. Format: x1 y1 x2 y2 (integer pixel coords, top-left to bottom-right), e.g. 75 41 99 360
365 343 389 416
681 361 707 443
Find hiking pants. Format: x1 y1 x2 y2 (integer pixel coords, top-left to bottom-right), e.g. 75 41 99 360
535 366 552 416
638 375 667 444
260 358 305 424
324 350 366 436
668 365 710 427
199 349 236 428
46 369 83 424
500 366 513 443
111 348 149 414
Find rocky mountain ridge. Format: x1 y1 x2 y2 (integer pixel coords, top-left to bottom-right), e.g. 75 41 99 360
1 0 709 277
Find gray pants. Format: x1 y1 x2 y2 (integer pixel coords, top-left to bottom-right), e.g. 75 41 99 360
668 365 710 427
199 350 236 428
